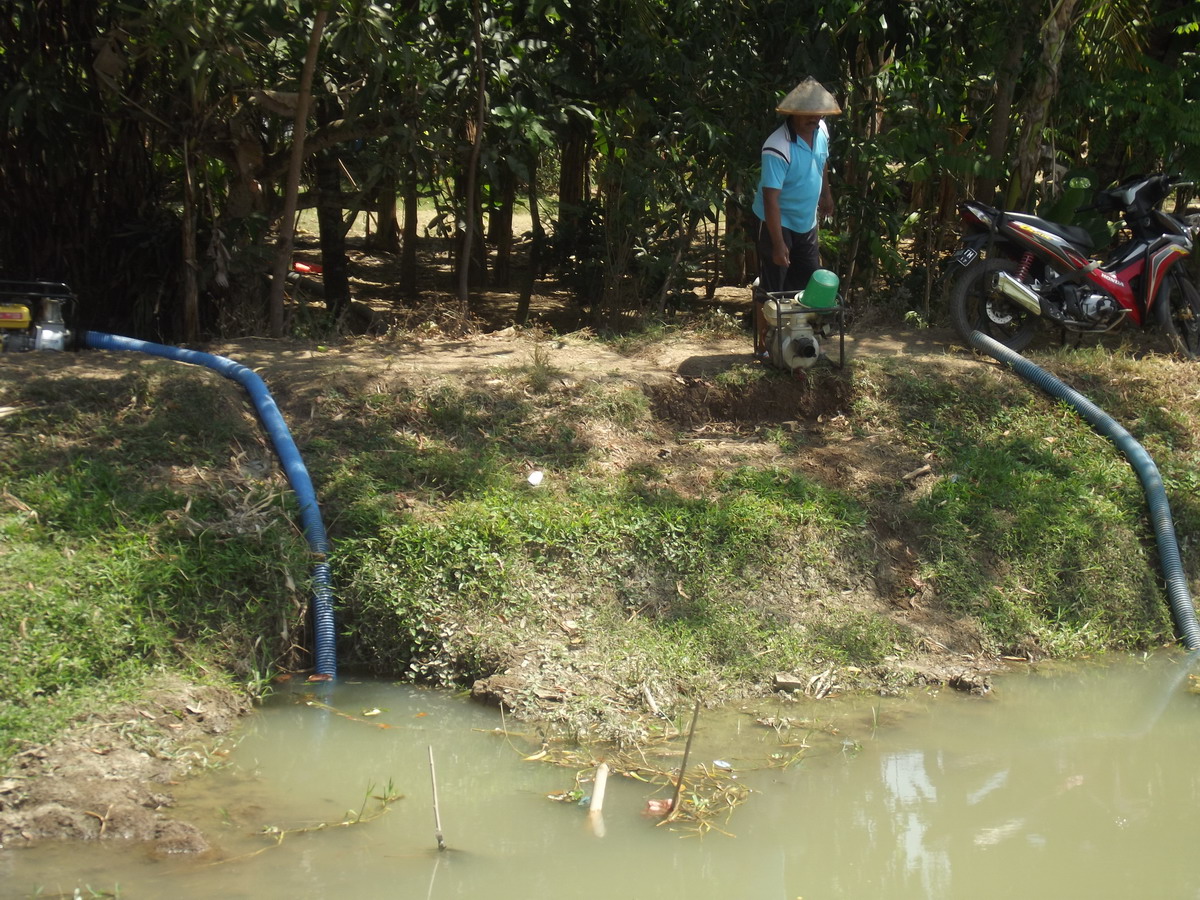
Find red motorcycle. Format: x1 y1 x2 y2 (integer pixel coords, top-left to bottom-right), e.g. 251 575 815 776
948 173 1200 357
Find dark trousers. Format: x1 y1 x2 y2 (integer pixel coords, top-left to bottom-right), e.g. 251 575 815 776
753 223 820 353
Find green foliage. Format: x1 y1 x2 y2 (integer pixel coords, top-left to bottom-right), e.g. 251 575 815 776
6 0 1198 336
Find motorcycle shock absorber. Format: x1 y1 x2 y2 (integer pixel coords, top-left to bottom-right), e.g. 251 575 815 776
1016 252 1034 282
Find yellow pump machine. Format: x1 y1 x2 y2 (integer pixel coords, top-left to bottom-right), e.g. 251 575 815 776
0 281 73 352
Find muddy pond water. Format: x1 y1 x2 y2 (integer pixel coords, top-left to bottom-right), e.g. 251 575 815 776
5 652 1200 899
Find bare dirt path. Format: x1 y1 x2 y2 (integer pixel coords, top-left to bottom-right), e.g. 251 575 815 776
202 323 970 390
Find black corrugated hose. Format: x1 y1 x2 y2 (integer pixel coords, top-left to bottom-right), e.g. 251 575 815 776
968 330 1200 650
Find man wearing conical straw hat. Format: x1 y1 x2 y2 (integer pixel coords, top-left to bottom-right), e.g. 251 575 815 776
751 77 841 355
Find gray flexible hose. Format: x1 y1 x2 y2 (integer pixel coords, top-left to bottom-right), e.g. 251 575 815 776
968 330 1200 650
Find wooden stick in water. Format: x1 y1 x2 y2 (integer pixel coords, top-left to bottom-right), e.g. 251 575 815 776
428 745 446 851
587 762 609 837
589 762 610 813
666 700 701 822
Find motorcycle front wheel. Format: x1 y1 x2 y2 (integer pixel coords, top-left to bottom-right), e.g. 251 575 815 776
1154 271 1200 359
949 257 1039 352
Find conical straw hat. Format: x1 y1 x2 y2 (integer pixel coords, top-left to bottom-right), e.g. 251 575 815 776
776 77 842 115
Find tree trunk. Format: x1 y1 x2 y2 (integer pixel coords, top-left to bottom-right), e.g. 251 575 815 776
400 165 419 297
655 209 698 316
364 175 401 254
315 147 351 320
455 132 489 297
491 167 516 289
704 205 720 299
1006 0 1080 211
723 173 755 285
180 137 200 341
976 33 1028 204
556 117 591 262
267 5 328 338
838 33 891 299
456 0 487 312
515 155 543 326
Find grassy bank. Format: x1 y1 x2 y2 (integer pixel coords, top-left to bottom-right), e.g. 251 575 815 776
3 326 1199 759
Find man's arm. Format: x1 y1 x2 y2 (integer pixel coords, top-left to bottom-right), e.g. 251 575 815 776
818 161 833 220
763 187 789 267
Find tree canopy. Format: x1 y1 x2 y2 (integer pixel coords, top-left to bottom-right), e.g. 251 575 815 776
2 0 1196 340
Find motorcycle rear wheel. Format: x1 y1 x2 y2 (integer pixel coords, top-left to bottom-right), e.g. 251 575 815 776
949 257 1039 352
1154 271 1200 359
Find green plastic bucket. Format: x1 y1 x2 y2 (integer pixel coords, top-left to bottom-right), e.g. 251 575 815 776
801 269 839 308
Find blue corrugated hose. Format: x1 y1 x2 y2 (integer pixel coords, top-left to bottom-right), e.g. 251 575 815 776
968 330 1200 650
83 331 337 676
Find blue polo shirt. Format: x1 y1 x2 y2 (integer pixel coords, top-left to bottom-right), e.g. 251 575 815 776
752 120 829 233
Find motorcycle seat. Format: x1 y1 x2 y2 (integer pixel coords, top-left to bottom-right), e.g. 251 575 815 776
1001 211 1094 251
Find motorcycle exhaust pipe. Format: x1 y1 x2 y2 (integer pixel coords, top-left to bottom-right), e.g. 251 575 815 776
995 271 1043 316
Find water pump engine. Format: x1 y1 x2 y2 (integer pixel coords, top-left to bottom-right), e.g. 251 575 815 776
763 299 827 371
757 269 841 374
0 281 73 352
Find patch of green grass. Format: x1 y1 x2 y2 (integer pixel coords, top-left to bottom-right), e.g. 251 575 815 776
717 467 868 534
854 352 1181 654
0 367 313 762
806 608 909 665
576 382 651 429
0 512 306 755
338 463 874 686
712 362 770 389
601 322 680 356
499 339 563 393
